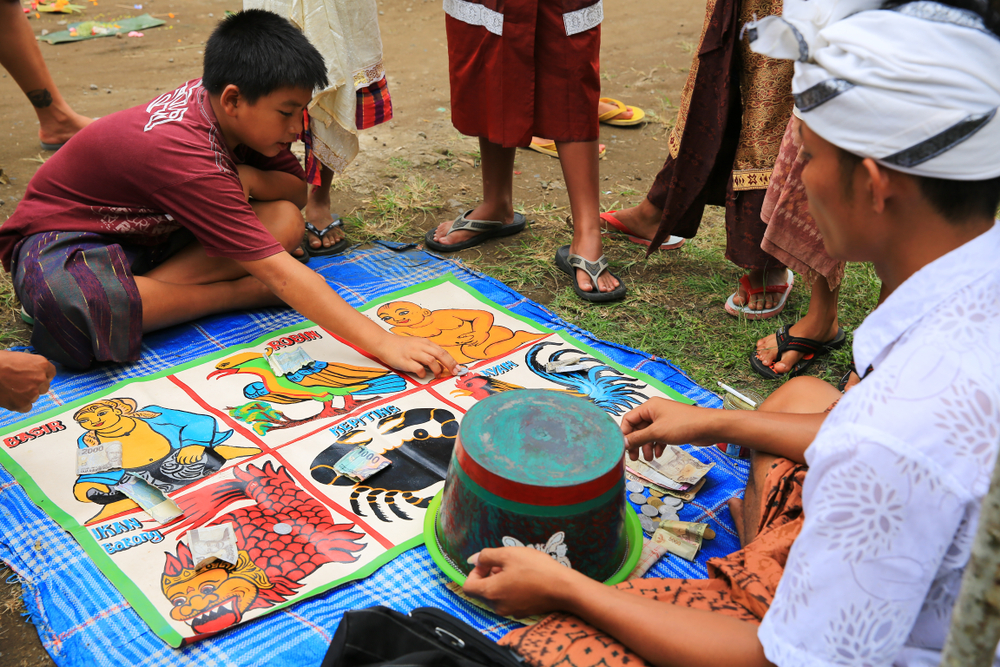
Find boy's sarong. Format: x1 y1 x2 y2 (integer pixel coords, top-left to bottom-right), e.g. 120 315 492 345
644 0 793 271
446 0 601 148
11 230 192 370
760 117 845 290
498 458 807 667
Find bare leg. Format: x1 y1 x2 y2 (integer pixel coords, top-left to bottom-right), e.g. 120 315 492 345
302 164 345 254
728 376 841 545
432 138 516 246
754 277 841 375
602 198 663 242
556 140 619 293
0 0 91 146
136 200 303 331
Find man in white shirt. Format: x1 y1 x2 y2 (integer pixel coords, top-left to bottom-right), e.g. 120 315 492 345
458 1 1000 665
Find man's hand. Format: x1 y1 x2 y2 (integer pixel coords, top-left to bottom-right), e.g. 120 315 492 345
375 334 459 379
621 398 718 461
0 351 56 413
463 547 580 618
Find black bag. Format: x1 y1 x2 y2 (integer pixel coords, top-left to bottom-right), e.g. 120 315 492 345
321 606 526 667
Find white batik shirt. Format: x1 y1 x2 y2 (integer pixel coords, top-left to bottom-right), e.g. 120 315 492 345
758 221 1000 667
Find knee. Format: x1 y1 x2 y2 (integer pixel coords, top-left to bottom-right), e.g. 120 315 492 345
262 200 304 253
759 376 839 415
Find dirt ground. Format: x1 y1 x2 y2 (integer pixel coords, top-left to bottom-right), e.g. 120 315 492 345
0 0 707 663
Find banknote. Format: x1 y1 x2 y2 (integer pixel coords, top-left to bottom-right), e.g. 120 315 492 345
265 346 315 377
659 520 716 541
114 476 183 524
334 446 392 482
651 524 702 561
76 440 123 475
645 446 714 487
625 469 706 502
189 523 239 569
627 537 670 579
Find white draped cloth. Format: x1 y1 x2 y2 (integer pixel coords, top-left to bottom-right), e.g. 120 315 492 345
747 0 1000 180
245 0 386 172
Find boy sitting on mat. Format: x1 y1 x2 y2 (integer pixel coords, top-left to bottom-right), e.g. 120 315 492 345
461 1 1000 665
0 10 456 377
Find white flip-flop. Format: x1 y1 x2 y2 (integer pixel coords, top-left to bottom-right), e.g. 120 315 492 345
724 269 795 320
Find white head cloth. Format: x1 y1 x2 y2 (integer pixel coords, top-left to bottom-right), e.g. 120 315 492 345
747 0 1000 180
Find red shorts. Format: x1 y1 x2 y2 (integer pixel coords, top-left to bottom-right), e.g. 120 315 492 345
446 0 601 148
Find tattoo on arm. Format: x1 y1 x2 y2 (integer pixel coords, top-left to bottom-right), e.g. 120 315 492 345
27 89 53 109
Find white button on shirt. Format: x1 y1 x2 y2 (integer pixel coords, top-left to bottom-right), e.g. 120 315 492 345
758 222 1000 666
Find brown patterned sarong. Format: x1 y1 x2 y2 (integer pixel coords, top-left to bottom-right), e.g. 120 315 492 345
760 117 846 290
644 0 793 271
498 458 807 667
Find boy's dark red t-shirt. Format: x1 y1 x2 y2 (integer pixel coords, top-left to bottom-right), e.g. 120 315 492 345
0 78 304 271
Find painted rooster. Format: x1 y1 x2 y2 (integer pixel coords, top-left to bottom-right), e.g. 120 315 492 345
525 342 650 416
207 351 406 433
450 373 526 400
160 462 366 637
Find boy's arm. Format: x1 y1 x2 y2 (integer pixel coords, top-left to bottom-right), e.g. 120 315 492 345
236 165 307 209
241 252 458 377
621 399 825 464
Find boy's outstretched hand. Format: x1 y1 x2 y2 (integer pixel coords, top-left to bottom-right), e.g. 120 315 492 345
374 334 459 379
621 398 717 461
463 547 579 618
0 351 56 413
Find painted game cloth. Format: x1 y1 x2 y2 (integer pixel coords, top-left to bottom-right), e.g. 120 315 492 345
0 244 747 666
760 116 844 290
247 0 391 175
10 230 195 371
501 458 807 666
643 0 792 271
445 0 601 148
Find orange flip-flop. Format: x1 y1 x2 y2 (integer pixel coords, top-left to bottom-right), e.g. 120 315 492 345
528 138 607 159
600 211 685 250
598 97 646 126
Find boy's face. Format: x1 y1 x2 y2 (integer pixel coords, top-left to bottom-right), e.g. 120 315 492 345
228 85 312 157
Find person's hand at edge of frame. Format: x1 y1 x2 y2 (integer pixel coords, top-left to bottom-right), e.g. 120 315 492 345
0 351 56 413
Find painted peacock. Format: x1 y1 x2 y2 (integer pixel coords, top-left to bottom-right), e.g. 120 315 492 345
208 351 406 434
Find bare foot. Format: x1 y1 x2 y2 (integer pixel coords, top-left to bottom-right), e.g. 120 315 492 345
569 235 619 293
732 267 790 311
598 99 633 121
302 189 345 256
728 496 747 548
754 317 841 375
431 202 515 247
38 109 92 147
603 199 662 242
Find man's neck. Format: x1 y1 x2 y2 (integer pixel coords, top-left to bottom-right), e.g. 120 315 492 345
208 95 241 153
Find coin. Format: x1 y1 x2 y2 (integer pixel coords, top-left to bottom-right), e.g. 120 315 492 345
454 365 470 376
661 497 684 510
647 497 663 509
640 515 658 534
625 480 644 494
629 492 647 505
641 504 660 517
659 508 679 521
273 523 292 535
648 489 664 498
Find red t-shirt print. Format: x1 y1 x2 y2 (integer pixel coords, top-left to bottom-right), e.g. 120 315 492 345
0 78 304 271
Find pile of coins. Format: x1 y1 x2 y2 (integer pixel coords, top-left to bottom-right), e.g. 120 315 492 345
626 480 684 534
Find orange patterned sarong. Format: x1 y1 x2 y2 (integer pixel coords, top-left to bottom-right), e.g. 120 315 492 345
498 458 807 667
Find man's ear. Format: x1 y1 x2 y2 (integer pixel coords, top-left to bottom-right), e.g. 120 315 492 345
861 158 891 215
219 84 242 117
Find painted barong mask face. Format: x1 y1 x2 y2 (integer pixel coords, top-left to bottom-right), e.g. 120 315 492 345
745 0 1000 180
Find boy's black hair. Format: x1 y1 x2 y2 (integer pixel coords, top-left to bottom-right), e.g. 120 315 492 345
202 9 328 102
838 149 1000 222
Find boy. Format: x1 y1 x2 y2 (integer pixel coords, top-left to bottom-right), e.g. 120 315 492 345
0 10 456 377
461 1 1000 665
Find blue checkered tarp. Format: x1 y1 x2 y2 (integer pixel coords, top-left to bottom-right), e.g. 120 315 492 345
0 243 749 666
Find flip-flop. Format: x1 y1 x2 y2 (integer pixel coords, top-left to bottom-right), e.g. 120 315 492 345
293 239 311 264
304 218 350 256
554 245 626 303
424 210 527 253
598 97 646 126
527 139 607 159
749 325 846 379
724 269 795 320
600 211 685 251
20 307 34 326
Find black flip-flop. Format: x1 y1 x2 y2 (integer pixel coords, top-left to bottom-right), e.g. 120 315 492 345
293 239 311 264
749 325 846 380
424 210 526 253
305 218 351 256
554 245 626 303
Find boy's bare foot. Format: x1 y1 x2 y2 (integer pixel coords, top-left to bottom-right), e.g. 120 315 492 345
38 107 92 147
569 235 619 293
602 199 662 242
431 202 516 247
732 267 790 310
754 316 842 375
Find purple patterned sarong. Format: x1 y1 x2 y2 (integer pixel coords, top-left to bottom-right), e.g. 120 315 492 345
10 230 192 370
